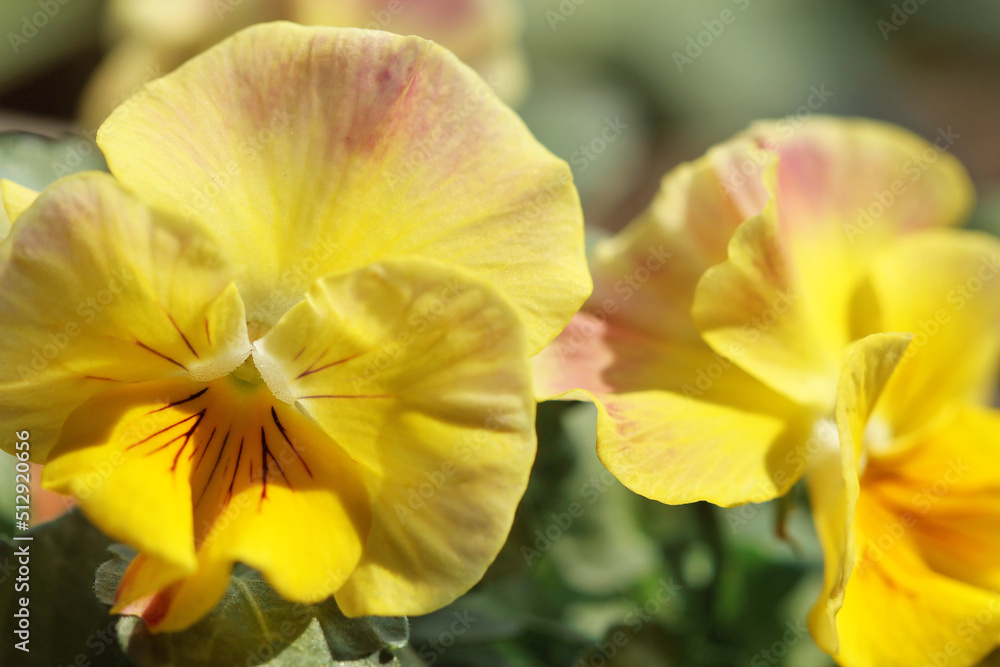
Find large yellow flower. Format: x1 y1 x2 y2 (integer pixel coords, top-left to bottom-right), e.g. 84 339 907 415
535 117 1000 665
0 22 588 632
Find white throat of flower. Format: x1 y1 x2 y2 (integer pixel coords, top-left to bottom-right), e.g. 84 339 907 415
808 414 894 478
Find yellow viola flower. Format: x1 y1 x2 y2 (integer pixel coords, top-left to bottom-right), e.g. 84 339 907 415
535 116 1000 665
0 22 587 632
79 0 528 128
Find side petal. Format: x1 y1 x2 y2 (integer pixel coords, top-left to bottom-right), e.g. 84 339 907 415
864 229 1000 438
97 22 588 353
252 258 536 616
0 173 250 462
807 332 911 654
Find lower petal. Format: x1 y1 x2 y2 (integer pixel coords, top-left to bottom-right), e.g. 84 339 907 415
591 389 798 507
252 258 536 616
836 492 1000 667
44 376 371 632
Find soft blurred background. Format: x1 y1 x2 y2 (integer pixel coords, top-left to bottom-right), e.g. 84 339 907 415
2 1 1000 665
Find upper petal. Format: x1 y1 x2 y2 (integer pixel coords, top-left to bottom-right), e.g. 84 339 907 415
252 258 536 616
97 22 588 353
693 118 974 408
864 229 1000 438
0 173 250 462
738 117 973 243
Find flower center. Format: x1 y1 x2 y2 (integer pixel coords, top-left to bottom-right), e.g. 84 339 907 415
858 415 893 476
229 355 268 391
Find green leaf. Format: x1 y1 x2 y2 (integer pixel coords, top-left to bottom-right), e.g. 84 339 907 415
99 551 407 667
0 509 130 666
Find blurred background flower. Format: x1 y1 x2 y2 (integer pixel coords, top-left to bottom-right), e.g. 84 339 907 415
2 1 1000 665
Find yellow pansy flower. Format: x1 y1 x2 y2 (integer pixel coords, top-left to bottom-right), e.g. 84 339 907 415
0 22 588 632
80 0 528 128
535 116 1000 665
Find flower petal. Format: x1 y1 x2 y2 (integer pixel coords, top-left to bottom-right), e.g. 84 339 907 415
693 200 841 407
0 178 38 226
864 404 1000 598
740 117 973 242
533 154 795 415
591 389 799 507
252 258 535 616
45 376 371 632
836 490 1000 667
864 229 1000 438
97 22 588 353
693 118 973 408
531 312 797 416
806 332 911 654
0 173 250 462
